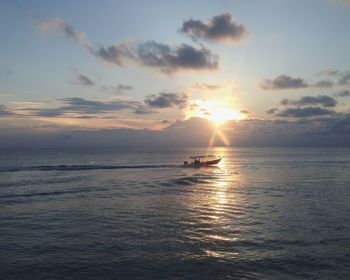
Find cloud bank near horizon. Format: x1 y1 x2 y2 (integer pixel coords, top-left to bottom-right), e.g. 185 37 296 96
1 116 350 148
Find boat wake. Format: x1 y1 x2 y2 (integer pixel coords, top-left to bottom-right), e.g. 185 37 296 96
0 164 179 172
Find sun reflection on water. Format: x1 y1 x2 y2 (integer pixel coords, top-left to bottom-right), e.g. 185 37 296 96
182 148 247 260
199 153 244 258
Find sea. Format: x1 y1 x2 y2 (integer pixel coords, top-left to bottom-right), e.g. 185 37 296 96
1 147 350 279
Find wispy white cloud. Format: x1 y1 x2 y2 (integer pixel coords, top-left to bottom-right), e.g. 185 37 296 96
37 17 86 42
70 70 95 86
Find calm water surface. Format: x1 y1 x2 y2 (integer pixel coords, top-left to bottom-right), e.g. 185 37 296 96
1 148 350 279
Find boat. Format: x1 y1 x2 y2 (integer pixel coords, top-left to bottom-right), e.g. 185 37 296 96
182 155 222 167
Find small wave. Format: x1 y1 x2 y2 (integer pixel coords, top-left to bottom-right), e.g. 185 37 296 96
0 164 178 172
0 187 106 199
169 176 217 186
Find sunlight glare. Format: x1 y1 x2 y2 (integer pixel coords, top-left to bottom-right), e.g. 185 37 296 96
190 100 243 126
209 107 241 126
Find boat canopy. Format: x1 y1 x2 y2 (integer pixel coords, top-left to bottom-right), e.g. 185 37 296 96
189 155 215 159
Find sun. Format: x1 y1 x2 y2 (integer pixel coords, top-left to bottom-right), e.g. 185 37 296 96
189 100 244 126
208 107 242 126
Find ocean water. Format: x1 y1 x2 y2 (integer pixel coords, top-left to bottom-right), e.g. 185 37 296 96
1 147 350 279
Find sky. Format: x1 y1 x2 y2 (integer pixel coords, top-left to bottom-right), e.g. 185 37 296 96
1 0 350 147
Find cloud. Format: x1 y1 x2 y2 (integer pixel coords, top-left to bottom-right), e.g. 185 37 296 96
313 79 334 88
37 17 85 42
60 97 139 113
3 114 350 148
71 71 94 86
266 108 278 114
276 107 335 118
144 92 188 108
133 106 155 115
0 92 15 97
261 75 334 90
30 108 69 117
280 95 337 108
190 82 222 91
336 90 350 97
94 41 219 73
37 17 219 74
320 69 339 77
319 69 350 85
338 71 350 85
136 41 219 73
0 105 13 116
22 98 141 117
260 75 308 90
102 83 133 94
328 113 350 134
180 12 249 44
93 41 134 66
18 94 188 119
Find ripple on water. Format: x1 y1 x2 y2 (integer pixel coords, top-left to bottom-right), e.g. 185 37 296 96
1 148 350 279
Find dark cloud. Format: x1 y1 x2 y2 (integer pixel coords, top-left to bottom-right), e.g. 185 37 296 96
17 93 188 119
200 108 210 115
319 69 350 86
133 106 155 115
38 17 219 74
180 12 249 44
71 72 94 86
266 108 278 114
336 90 350 97
261 75 334 90
37 17 85 42
102 83 133 94
94 41 134 66
32 108 69 117
328 113 350 134
3 114 350 148
280 95 337 108
0 105 13 116
59 97 139 113
240 109 249 114
137 41 218 73
313 79 334 88
338 71 350 85
114 84 133 92
144 92 188 108
23 98 141 117
94 41 219 73
276 107 335 118
260 75 308 90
